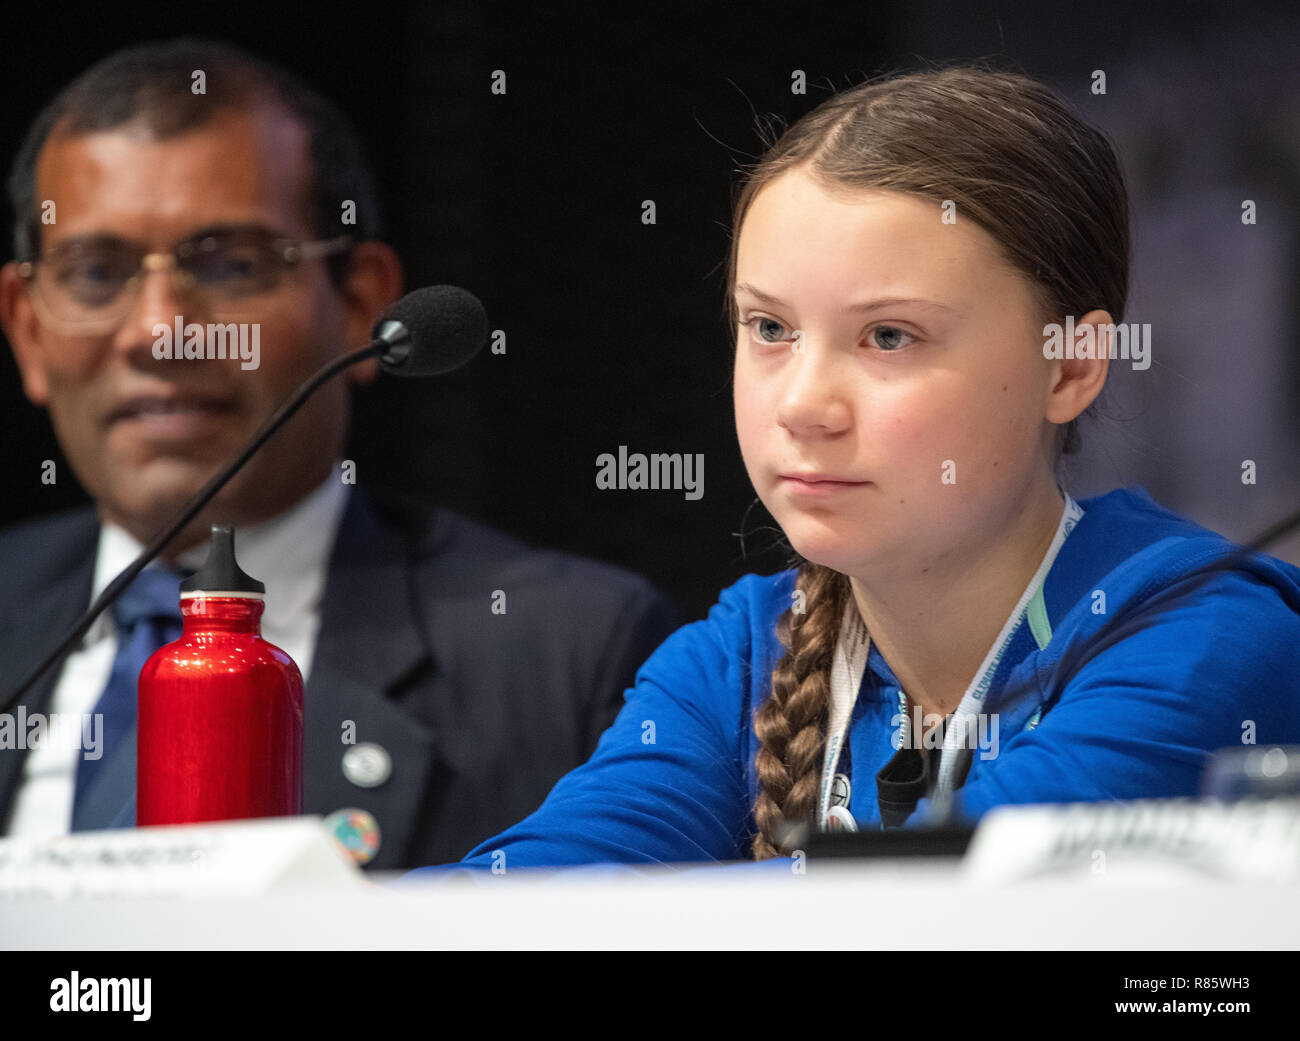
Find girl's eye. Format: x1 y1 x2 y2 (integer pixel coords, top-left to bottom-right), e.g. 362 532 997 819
740 316 790 344
739 316 917 352
869 325 915 352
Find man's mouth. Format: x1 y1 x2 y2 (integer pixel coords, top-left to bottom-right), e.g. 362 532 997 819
106 395 240 442
108 395 237 424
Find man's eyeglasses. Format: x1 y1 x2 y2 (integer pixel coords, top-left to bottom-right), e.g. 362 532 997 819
16 228 353 333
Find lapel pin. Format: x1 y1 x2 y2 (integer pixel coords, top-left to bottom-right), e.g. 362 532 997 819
341 742 392 788
324 808 382 865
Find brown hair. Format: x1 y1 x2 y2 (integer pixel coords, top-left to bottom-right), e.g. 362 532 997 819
731 66 1131 859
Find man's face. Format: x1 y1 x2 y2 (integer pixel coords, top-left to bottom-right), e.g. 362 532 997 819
2 105 370 550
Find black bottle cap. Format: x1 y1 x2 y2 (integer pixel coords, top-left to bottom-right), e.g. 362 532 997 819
179 523 265 594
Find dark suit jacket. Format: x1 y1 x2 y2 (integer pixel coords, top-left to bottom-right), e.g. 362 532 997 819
0 485 681 869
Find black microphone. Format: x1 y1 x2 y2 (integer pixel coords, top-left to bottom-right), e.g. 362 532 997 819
374 284 489 377
3 286 489 711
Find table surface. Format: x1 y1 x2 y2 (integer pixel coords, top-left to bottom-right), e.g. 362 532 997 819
4 858 1297 949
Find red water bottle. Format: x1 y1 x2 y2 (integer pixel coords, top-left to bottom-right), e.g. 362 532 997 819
137 523 303 825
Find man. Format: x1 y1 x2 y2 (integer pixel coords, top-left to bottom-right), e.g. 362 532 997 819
0 38 679 869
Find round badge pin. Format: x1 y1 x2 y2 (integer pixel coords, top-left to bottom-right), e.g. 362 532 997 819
341 742 392 788
830 772 851 807
324 808 382 865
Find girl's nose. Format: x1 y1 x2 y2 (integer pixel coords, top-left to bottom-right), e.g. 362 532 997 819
775 337 852 437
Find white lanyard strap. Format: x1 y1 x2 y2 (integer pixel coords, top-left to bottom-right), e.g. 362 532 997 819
816 492 1084 828
818 607 869 826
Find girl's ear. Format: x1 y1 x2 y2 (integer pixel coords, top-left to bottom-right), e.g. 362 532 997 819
1044 308 1111 425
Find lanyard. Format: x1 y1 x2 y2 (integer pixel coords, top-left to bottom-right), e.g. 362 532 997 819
818 607 869 827
817 492 1084 828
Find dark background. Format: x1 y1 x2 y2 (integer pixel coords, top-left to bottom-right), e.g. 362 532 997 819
2 0 1298 620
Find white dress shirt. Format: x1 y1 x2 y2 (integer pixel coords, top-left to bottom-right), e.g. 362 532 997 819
4 471 351 839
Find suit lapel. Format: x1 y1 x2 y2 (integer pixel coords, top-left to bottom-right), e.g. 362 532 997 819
0 510 99 822
302 487 444 868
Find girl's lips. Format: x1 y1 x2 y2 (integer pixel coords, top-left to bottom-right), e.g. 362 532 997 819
779 474 871 495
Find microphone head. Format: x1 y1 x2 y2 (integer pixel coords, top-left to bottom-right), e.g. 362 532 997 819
372 285 489 377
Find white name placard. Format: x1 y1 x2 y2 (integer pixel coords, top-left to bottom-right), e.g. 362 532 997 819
0 816 365 899
963 796 1300 883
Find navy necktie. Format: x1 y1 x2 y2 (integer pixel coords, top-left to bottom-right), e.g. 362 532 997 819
71 565 186 831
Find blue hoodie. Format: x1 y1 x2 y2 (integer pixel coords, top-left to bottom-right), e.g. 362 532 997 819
405 487 1300 875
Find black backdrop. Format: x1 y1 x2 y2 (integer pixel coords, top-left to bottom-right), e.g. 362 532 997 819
2 1 1294 619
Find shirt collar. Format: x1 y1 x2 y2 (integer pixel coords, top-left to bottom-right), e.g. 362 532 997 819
86 471 351 644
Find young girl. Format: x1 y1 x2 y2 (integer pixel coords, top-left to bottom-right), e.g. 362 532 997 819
414 66 1300 871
